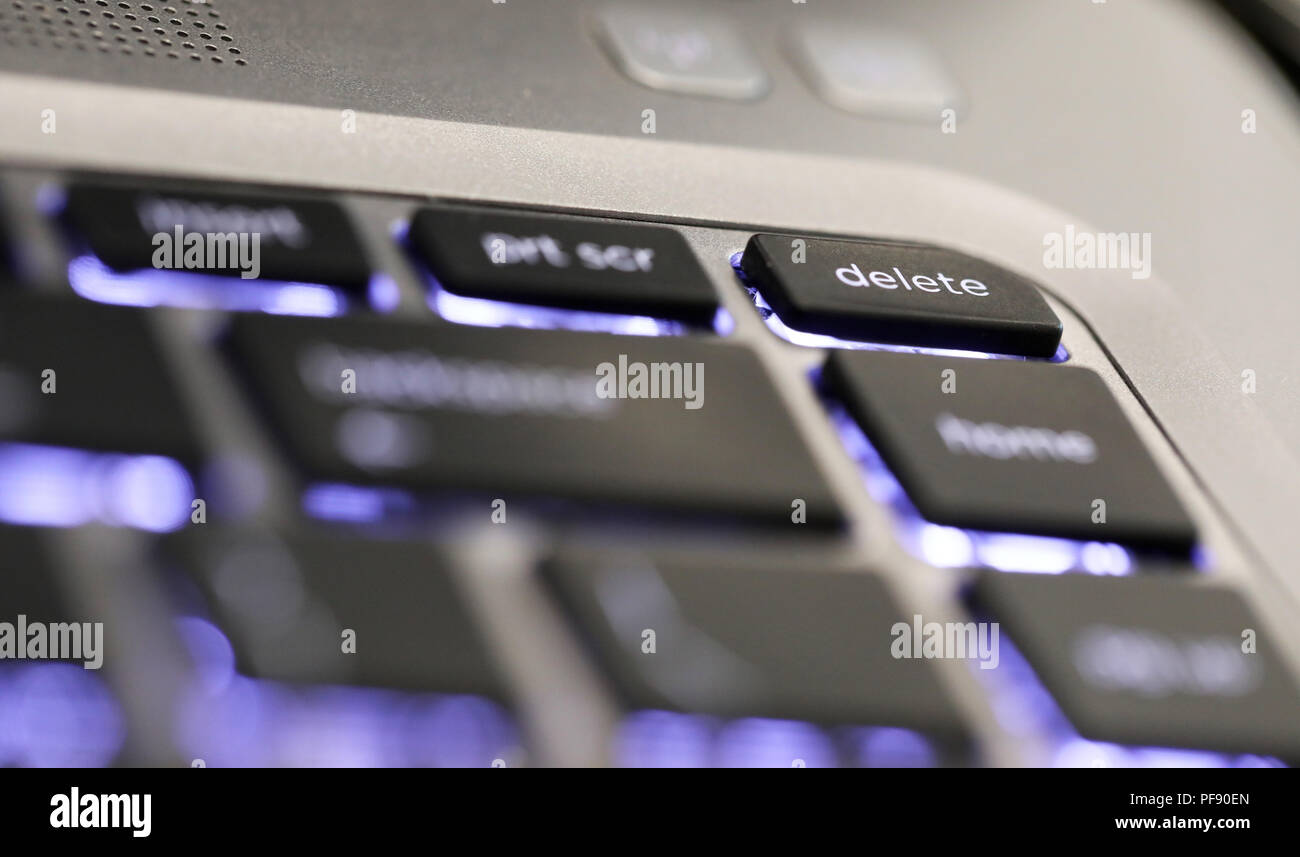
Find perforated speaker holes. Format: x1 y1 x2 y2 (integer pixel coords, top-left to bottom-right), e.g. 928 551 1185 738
0 0 246 65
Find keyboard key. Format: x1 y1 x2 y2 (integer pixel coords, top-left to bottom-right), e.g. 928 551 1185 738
544 548 967 744
409 206 719 325
594 5 769 101
0 525 126 767
788 25 962 120
165 527 521 766
741 234 1062 357
63 180 371 291
824 350 1196 553
0 525 76 647
970 571 1300 760
166 528 506 697
226 314 839 525
0 295 201 465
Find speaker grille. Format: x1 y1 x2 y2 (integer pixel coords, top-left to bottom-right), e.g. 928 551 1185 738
0 0 245 65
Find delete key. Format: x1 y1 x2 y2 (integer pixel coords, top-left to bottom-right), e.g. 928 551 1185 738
740 234 1062 357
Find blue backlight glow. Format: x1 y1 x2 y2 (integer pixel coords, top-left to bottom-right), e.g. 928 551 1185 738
430 287 681 336
301 482 419 524
714 717 839 768
367 273 403 313
614 709 938 768
0 662 126 768
67 255 348 317
175 617 521 767
0 443 193 532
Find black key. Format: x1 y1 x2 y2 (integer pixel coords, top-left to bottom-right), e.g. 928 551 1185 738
0 525 77 651
166 528 507 698
226 314 840 526
544 548 967 743
63 180 371 291
409 206 718 324
970 571 1300 760
0 525 103 670
0 295 201 465
824 350 1196 553
0 525 122 767
741 234 1062 357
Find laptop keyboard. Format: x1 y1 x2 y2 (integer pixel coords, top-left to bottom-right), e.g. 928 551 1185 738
0 168 1293 768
